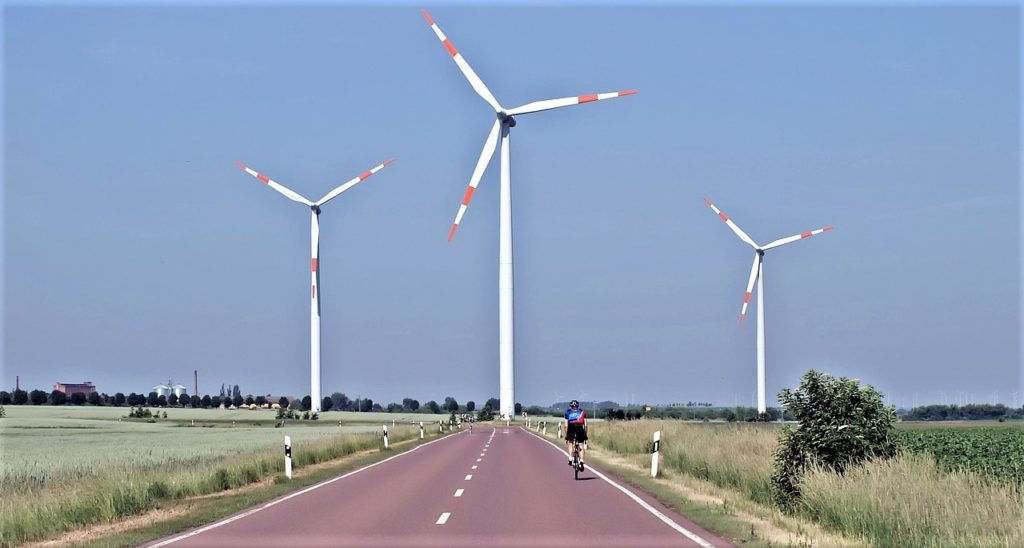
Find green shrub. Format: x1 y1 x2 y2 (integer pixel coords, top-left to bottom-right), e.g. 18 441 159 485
771 370 897 508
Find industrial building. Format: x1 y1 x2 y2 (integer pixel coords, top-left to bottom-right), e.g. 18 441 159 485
54 381 96 395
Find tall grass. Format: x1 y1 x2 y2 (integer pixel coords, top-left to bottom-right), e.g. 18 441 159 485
590 420 778 504
587 420 1024 547
799 453 1024 546
0 426 427 547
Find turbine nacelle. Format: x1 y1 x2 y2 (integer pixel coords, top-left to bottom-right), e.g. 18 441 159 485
497 112 517 127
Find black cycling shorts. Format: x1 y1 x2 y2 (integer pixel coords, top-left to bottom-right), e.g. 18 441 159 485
565 423 588 442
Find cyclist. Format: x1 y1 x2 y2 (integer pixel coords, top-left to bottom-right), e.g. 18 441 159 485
564 400 587 468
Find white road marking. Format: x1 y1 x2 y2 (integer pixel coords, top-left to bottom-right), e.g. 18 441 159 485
436 512 451 525
454 489 464 497
476 458 482 462
147 431 462 547
523 427 716 548
464 474 473 480
480 453 485 456
472 465 478 469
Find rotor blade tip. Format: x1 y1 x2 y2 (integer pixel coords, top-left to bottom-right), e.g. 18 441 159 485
234 161 246 170
620 89 638 96
703 197 712 206
824 225 834 231
739 315 746 325
447 225 458 242
383 158 396 167
421 10 434 25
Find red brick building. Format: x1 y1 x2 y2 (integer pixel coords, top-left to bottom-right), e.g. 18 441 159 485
54 381 96 395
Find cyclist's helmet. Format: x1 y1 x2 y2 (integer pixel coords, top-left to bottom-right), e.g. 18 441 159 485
570 400 579 408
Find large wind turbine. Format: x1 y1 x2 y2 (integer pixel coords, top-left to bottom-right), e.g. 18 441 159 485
423 10 636 420
236 159 394 412
704 197 832 414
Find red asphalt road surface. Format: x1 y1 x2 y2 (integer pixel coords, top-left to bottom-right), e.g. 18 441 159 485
146 425 732 547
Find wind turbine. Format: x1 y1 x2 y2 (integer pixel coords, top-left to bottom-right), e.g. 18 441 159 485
423 10 636 420
704 197 833 414
236 158 394 412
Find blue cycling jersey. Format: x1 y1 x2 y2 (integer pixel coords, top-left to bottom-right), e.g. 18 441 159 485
565 408 586 424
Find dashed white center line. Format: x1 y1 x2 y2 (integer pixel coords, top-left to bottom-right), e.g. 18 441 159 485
454 489 464 497
436 512 451 525
476 458 482 462
472 465 478 469
480 453 485 457
465 474 473 480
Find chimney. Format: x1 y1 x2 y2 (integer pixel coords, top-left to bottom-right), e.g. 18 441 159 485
15 375 19 391
194 370 199 396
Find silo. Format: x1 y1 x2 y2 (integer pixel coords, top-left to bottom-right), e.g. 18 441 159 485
171 384 188 398
152 384 171 397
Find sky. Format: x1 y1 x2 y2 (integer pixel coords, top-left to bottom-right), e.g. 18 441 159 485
2 2 1021 409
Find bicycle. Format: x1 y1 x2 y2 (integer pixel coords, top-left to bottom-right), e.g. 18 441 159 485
570 439 584 480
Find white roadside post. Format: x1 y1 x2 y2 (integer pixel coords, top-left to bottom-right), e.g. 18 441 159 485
439 420 443 433
383 425 389 449
420 421 424 439
284 436 293 479
543 421 547 435
650 430 661 478
558 423 562 439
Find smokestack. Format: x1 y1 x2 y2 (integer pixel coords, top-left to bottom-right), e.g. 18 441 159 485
16 375 19 391
194 370 198 397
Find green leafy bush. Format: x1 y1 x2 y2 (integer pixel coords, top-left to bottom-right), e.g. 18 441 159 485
771 370 898 508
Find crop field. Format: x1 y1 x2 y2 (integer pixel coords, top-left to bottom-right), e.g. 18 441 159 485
0 406 451 546
894 426 1024 484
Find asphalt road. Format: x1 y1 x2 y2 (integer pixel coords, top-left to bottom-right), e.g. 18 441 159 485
146 425 731 547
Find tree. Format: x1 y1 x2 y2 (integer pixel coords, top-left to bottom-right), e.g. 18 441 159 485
70 392 87 405
202 395 212 408
147 392 159 407
255 395 267 407
232 385 241 400
771 370 898 508
465 400 475 412
30 390 48 405
443 396 459 413
49 390 67 405
87 391 102 406
425 400 441 414
13 390 28 405
386 402 401 412
476 404 494 421
113 393 126 407
278 396 289 409
301 395 312 411
402 398 420 411
514 402 523 416
321 397 333 411
190 395 201 408
210 395 221 408
168 393 179 407
232 395 243 408
331 392 351 411
0 391 10 405
485 398 499 410
244 395 254 406
157 395 168 407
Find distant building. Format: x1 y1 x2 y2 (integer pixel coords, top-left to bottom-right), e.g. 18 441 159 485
152 384 171 397
54 381 96 396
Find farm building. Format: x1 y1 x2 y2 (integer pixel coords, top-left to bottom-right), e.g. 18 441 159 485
54 381 96 395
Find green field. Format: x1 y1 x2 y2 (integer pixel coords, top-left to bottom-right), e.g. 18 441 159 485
0 405 453 546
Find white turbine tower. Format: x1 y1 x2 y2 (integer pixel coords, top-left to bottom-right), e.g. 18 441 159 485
704 197 833 415
236 159 394 412
423 10 636 420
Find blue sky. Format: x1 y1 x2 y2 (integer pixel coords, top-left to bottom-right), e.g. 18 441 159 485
3 3 1021 408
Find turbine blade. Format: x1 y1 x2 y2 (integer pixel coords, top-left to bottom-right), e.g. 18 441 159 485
449 119 501 242
311 210 320 303
704 197 759 249
316 158 395 207
422 10 502 112
762 226 834 250
739 253 760 325
506 90 638 116
236 162 312 206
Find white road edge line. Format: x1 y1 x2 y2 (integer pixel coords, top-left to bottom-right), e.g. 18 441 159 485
522 427 715 548
146 431 462 547
436 512 451 525
454 489 464 497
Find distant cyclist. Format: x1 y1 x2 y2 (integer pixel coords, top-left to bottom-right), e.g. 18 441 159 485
564 400 587 468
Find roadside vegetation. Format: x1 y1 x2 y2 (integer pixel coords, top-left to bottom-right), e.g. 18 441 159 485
559 371 1024 546
0 407 446 547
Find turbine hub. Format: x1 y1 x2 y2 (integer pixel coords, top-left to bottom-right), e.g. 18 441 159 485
311 205 321 215
497 112 516 127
